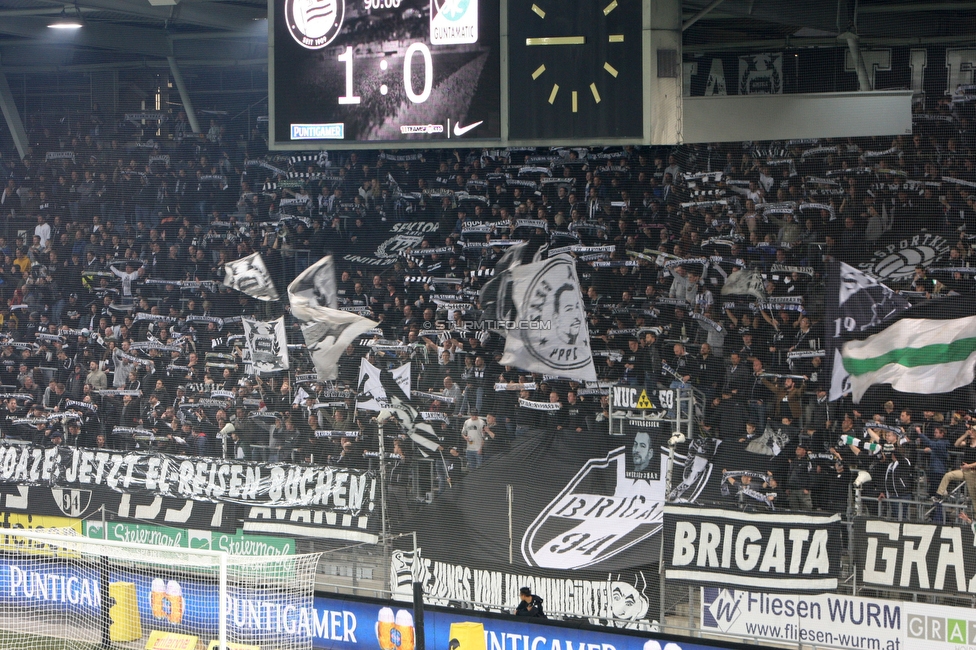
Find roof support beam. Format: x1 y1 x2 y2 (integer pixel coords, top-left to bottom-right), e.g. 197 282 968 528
167 56 201 134
840 31 872 91
74 0 261 31
859 2 976 13
683 0 726 31
0 58 29 159
684 32 976 53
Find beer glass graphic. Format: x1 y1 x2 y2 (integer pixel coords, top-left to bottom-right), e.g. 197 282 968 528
376 607 396 650
150 578 166 619
165 580 184 624
394 610 415 650
150 578 184 624
376 608 416 650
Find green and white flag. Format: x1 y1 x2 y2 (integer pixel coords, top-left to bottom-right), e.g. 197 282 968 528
841 310 976 403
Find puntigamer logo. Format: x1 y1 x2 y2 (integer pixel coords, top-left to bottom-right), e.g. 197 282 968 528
907 613 976 646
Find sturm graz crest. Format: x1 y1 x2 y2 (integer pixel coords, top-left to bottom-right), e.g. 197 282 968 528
51 488 92 518
521 446 665 570
285 0 344 50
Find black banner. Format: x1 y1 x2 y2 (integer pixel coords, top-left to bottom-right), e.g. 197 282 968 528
242 504 377 543
390 428 667 628
663 505 843 591
0 442 379 542
853 518 976 595
341 221 441 267
0 484 236 532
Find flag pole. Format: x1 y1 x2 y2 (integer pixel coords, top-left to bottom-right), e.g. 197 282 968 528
378 420 388 544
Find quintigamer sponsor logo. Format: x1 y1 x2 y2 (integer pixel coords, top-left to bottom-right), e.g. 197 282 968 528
400 124 444 135
291 123 344 140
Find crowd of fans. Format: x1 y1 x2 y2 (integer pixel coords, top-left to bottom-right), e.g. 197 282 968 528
0 94 974 518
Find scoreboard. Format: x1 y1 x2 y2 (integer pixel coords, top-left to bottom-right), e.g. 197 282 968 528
269 0 649 149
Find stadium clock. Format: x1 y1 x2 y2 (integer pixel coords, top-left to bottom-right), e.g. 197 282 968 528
271 0 502 148
507 0 644 141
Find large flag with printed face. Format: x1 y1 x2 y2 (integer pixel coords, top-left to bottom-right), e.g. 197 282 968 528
825 261 911 401
499 255 597 382
841 298 976 403
288 255 377 381
223 252 279 301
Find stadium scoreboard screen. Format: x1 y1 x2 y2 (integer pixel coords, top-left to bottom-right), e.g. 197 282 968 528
269 0 649 149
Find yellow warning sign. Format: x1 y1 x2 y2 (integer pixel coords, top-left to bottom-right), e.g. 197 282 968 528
636 390 654 409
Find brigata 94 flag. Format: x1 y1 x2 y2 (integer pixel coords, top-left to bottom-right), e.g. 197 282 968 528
663 506 843 591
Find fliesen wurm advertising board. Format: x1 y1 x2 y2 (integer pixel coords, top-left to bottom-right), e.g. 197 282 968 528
702 587 976 649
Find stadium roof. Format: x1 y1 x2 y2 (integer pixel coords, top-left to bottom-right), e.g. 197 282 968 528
0 0 973 72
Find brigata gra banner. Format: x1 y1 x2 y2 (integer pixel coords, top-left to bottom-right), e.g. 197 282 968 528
0 441 379 543
663 506 843 591
853 518 976 595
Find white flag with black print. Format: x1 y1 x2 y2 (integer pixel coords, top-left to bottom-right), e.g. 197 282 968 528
288 254 338 311
288 255 377 381
223 252 279 301
391 362 411 399
500 255 597 382
357 357 388 412
721 268 767 302
242 317 289 373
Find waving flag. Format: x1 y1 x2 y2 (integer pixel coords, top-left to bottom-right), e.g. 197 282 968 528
499 255 597 382
223 253 279 301
825 261 911 400
842 299 976 402
288 255 376 381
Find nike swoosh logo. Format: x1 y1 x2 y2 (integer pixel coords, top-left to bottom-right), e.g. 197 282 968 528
453 120 483 137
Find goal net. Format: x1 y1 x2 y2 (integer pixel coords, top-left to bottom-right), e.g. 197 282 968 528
0 528 322 650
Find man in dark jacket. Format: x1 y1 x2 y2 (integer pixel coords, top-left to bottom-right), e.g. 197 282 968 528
919 426 950 497
787 444 816 511
515 587 546 618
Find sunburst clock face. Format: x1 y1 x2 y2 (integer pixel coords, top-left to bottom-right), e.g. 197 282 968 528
508 0 644 141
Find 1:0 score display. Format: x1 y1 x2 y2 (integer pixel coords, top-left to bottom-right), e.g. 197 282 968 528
335 44 434 106
272 0 501 145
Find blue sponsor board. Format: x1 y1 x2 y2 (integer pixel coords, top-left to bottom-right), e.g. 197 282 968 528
0 559 745 650
424 607 722 650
